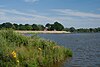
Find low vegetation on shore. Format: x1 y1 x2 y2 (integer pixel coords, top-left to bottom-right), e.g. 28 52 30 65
0 30 72 67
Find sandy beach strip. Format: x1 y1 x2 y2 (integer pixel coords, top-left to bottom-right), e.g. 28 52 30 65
15 31 70 34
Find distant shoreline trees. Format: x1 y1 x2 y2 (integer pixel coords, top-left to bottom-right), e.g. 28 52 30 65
0 22 100 33
64 27 100 33
0 21 64 31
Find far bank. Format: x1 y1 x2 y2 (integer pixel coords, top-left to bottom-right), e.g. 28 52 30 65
15 31 71 34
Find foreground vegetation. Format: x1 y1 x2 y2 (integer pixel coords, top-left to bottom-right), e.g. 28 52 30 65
0 30 72 67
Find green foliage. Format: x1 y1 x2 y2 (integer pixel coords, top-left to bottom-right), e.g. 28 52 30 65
13 23 19 30
25 24 33 30
45 22 64 31
1 22 15 29
64 27 100 33
37 25 45 31
32 24 39 30
76 27 100 33
53 22 64 31
0 22 100 32
69 27 76 32
0 30 29 46
45 23 52 30
0 30 72 67
18 24 26 30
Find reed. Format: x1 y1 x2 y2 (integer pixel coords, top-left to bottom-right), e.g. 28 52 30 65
0 30 72 67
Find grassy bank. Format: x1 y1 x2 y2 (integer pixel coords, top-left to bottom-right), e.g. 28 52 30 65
0 30 72 67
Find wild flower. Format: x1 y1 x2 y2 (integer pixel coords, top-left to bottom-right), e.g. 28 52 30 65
53 46 55 49
11 51 16 58
16 60 19 63
38 48 42 51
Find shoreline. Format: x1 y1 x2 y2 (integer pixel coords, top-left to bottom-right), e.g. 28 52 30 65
15 31 71 34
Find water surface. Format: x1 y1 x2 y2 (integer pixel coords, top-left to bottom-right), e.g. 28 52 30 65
38 33 100 67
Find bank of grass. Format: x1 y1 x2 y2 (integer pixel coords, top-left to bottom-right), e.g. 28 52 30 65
0 30 72 67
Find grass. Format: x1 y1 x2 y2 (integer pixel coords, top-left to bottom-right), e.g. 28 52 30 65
0 30 72 67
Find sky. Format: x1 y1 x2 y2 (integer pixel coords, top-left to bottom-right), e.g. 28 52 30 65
0 0 100 28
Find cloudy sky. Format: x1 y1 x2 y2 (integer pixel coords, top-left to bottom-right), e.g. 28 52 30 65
0 0 100 28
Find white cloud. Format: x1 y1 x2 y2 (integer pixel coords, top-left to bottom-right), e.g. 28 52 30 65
24 0 39 3
51 9 100 28
0 8 100 28
0 11 5 15
52 9 100 18
0 8 53 24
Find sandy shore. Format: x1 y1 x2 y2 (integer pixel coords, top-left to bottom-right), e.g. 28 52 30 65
15 31 70 34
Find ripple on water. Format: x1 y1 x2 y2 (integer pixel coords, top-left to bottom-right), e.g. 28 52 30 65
95 54 100 57
95 64 100 67
37 33 100 67
71 64 81 67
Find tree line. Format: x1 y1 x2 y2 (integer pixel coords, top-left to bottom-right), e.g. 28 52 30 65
0 22 100 33
0 22 64 31
64 27 100 33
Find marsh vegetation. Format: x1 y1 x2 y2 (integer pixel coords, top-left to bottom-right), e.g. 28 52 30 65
0 30 72 67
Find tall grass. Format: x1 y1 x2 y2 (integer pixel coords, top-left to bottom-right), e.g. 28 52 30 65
0 30 72 67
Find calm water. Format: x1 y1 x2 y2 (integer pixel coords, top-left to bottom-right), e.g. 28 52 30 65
25 33 100 67
38 33 100 67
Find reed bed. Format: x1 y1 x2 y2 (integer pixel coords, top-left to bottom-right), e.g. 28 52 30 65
0 30 72 67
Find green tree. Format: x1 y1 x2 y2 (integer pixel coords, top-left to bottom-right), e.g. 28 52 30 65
1 22 15 29
13 23 19 30
45 23 51 30
89 28 94 32
97 27 100 32
18 24 26 30
69 27 76 32
32 24 39 30
53 22 64 31
64 28 70 32
38 25 45 31
25 24 32 30
50 24 55 31
0 24 2 29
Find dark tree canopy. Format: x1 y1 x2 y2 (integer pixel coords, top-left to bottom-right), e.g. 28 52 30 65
49 24 55 31
13 23 19 30
24 24 32 30
0 22 100 33
1 22 15 29
53 22 64 31
18 24 26 30
45 22 64 31
38 25 45 31
32 24 39 30
69 27 76 32
45 23 51 30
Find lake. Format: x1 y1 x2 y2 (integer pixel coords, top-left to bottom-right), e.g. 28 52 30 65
38 33 100 67
25 33 100 67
